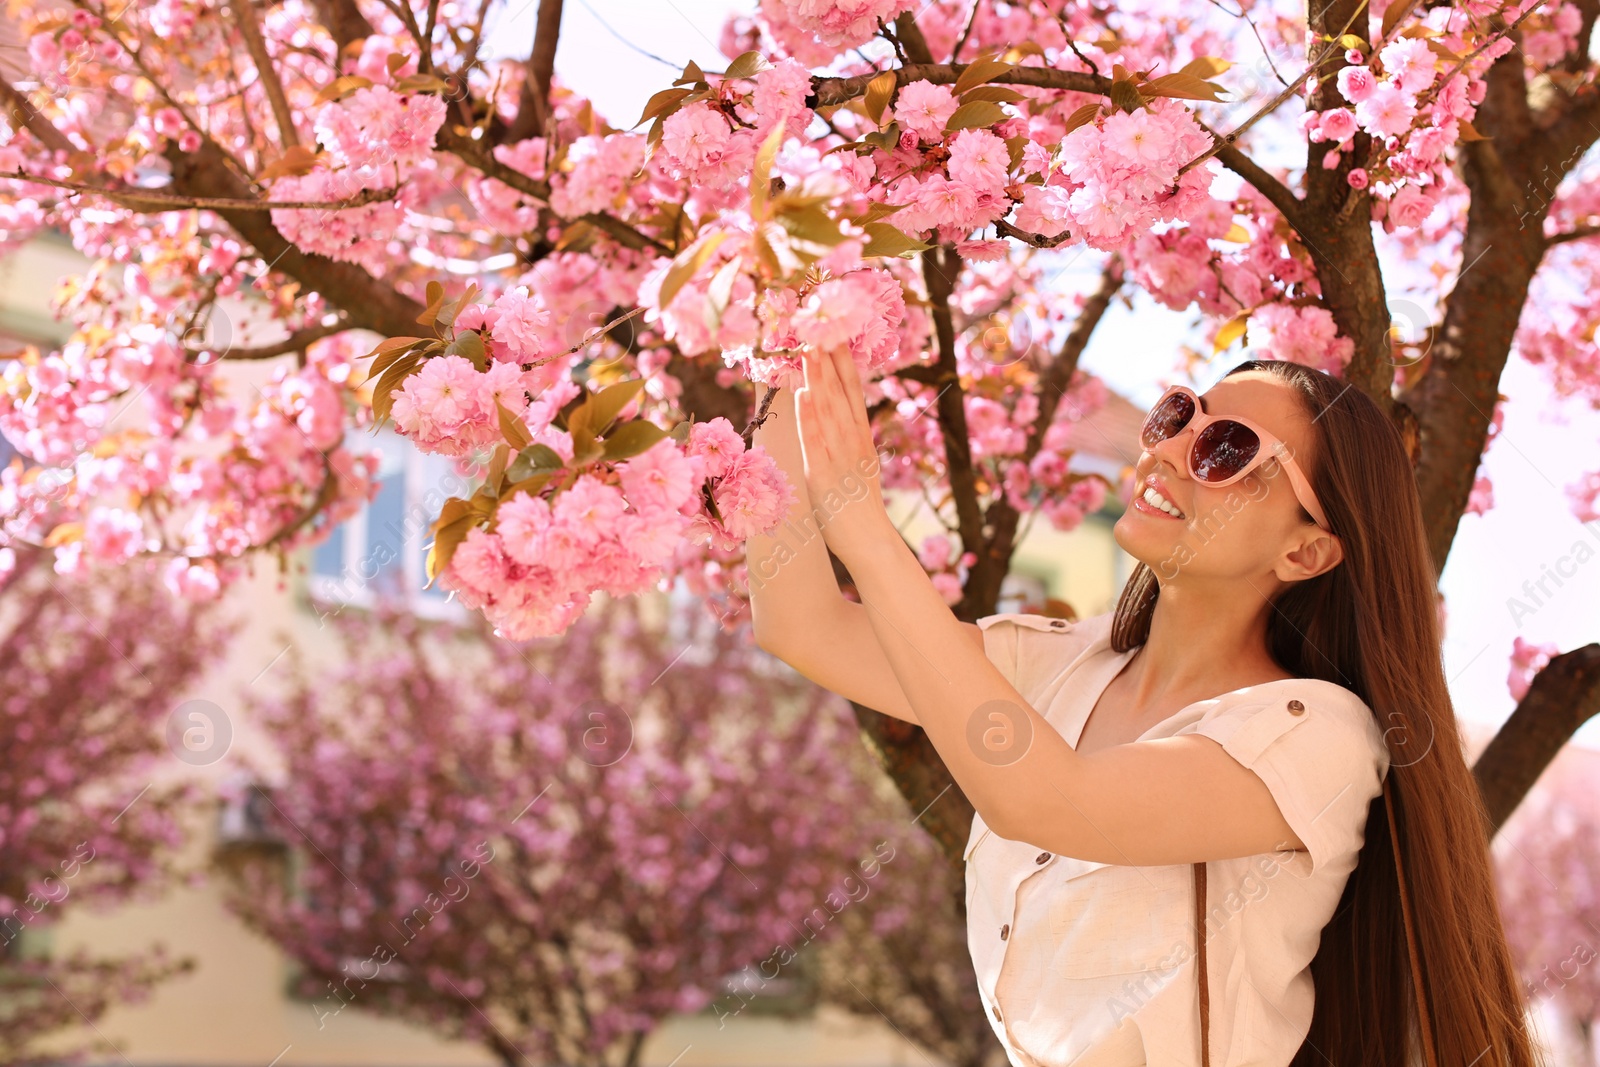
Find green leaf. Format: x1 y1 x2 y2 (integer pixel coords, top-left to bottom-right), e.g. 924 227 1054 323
843 200 909 225
863 69 899 125
748 124 788 219
503 471 556 500
1424 38 1463 63
444 329 488 371
1109 79 1144 113
587 378 646 435
417 280 446 326
861 221 931 259
1141 72 1227 103
506 443 565 482
1178 56 1234 79
485 442 510 492
1063 102 1102 135
366 336 426 378
960 85 1026 104
1213 313 1249 354
778 202 849 247
658 230 732 311
635 86 694 129
954 54 1015 96
944 100 1008 133
723 50 774 79
392 73 449 95
370 350 426 426
425 512 479 586
497 400 532 451
602 419 669 461
704 256 742 327
570 430 606 467
674 59 708 87
861 122 902 152
313 74 372 105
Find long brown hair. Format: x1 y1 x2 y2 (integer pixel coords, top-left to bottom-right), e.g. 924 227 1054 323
1110 359 1536 1066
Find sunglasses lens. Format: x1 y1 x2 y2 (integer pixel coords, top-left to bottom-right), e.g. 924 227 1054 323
1141 392 1195 448
1193 421 1261 482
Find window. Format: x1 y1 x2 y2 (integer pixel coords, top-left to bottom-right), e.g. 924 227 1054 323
997 571 1049 614
307 428 471 621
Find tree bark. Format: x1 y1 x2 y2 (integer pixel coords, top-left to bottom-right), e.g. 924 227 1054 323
504 0 566 144
1474 645 1600 831
164 140 427 338
1301 0 1395 409
307 0 375 53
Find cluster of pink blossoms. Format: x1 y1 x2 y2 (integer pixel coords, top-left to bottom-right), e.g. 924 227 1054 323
437 420 792 640
756 0 914 65
269 85 447 270
1245 304 1355 375
365 272 794 639
1012 98 1218 250
1307 33 1499 232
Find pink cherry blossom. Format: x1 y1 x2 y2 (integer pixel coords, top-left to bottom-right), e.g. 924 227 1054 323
1246 304 1355 375
1336 65 1378 103
893 80 959 141
946 129 1010 195
1508 636 1560 702
1355 83 1418 139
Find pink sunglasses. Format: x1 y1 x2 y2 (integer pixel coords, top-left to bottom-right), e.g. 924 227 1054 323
1140 385 1332 532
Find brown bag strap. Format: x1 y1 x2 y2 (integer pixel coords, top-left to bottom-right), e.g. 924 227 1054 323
1191 778 1437 1067
1194 860 1210 1067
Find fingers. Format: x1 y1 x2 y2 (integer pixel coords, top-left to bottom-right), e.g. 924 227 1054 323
826 344 874 445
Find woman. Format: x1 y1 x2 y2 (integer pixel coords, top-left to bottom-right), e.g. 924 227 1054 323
747 350 1536 1067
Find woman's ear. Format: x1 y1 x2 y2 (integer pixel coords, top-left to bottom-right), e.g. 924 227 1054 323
1275 529 1343 583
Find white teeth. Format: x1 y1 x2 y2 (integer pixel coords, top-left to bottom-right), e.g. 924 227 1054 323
1142 486 1184 517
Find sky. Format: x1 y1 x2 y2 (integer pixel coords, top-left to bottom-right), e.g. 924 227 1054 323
482 0 1600 746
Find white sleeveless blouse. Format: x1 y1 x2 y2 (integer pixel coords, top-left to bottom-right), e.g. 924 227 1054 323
966 611 1391 1067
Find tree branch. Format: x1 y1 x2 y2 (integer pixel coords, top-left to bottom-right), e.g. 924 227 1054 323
1474 645 1600 831
917 243 992 622
969 258 1124 616
893 11 936 66
809 62 1107 108
230 0 299 149
504 0 565 144
1214 142 1304 229
1547 221 1600 246
0 80 77 156
193 319 353 361
165 139 426 339
0 170 396 212
307 0 376 53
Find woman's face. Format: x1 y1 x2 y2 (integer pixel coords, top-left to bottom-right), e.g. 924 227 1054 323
1112 371 1329 585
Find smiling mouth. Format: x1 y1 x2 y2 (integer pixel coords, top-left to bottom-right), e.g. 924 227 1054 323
1140 483 1186 519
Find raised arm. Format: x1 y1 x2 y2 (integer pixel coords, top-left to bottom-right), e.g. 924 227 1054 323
746 384 982 723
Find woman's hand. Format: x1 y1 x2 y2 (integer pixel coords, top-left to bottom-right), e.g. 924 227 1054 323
794 344 895 567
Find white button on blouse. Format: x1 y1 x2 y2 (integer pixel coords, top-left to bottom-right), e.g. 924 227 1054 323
967 611 1391 1067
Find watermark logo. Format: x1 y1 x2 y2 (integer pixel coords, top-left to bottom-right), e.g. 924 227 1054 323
166 699 232 765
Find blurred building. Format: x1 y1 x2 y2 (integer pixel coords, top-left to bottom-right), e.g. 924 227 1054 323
0 230 1138 1067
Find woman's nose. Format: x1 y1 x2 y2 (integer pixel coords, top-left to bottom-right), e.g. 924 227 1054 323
1146 428 1193 478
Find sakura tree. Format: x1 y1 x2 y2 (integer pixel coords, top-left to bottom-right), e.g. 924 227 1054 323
221 597 913 1067
0 0 1598 856
0 548 229 1063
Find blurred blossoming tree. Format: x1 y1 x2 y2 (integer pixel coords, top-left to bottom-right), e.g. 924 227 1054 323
222 597 976 1067
0 549 229 1063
